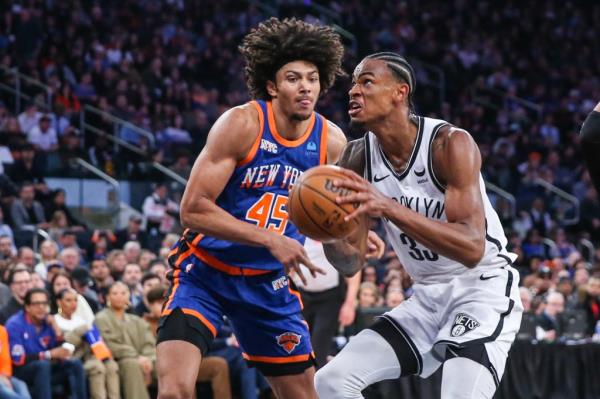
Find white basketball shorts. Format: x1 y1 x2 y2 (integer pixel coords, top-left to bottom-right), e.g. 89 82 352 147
378 265 523 385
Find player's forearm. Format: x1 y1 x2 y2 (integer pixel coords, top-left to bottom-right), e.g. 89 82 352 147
344 272 361 305
323 241 363 277
323 224 368 276
385 204 484 267
180 197 275 248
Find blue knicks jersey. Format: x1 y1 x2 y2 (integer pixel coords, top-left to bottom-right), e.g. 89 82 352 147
184 100 328 271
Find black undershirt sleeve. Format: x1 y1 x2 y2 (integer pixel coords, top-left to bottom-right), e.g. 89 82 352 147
581 111 600 193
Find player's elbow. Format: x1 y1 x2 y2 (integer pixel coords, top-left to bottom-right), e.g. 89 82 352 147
179 197 207 229
463 238 485 268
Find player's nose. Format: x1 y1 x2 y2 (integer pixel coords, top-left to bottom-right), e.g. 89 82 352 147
348 84 360 97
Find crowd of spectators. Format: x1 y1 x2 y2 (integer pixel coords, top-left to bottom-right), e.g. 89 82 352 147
0 0 597 397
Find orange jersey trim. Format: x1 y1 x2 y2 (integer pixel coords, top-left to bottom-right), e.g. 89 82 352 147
238 101 264 167
267 101 315 147
161 308 217 337
191 233 204 246
187 244 271 276
319 115 328 165
288 285 304 309
242 352 312 364
164 269 181 310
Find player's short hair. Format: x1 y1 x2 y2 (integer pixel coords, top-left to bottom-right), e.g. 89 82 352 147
239 17 345 100
365 52 416 111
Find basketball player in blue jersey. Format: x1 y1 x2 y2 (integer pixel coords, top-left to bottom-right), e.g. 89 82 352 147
156 18 382 399
314 52 523 399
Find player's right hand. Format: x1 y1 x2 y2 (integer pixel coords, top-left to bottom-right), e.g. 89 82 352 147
267 234 325 285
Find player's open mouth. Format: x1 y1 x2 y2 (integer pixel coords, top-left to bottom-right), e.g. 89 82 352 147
348 100 362 116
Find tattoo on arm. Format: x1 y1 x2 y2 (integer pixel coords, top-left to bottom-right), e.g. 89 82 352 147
323 242 363 277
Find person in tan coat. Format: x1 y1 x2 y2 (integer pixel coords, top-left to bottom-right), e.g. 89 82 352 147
95 282 155 399
55 287 120 399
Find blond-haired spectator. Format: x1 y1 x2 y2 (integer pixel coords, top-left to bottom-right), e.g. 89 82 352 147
34 240 59 279
358 282 381 309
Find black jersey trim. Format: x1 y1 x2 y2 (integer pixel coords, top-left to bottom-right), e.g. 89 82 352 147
377 116 423 182
369 315 423 376
364 132 373 182
485 218 513 266
428 122 449 193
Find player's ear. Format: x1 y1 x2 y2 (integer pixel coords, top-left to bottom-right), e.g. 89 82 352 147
266 80 278 98
394 82 409 104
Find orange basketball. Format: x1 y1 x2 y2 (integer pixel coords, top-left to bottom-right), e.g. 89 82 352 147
287 165 360 242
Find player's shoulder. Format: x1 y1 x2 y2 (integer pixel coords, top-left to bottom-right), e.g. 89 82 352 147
325 120 347 164
219 102 261 129
205 102 262 157
337 136 366 175
434 124 478 155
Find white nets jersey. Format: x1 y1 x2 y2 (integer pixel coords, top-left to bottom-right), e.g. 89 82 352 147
365 116 517 285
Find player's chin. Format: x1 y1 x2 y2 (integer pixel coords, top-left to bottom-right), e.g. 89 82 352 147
291 110 313 121
349 115 367 130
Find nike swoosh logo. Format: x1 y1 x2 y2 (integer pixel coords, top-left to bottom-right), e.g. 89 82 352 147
414 168 426 177
374 174 389 182
479 274 498 281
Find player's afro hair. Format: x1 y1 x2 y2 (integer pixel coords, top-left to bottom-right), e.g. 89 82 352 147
239 17 345 100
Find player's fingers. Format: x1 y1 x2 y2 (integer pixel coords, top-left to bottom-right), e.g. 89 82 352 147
333 178 366 191
294 263 308 286
344 205 368 222
300 253 325 277
336 192 368 205
335 167 364 182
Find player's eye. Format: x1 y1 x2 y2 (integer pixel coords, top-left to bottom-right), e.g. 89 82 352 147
287 76 297 82
364 79 373 86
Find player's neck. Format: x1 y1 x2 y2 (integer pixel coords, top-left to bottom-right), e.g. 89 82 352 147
271 100 312 140
373 113 419 170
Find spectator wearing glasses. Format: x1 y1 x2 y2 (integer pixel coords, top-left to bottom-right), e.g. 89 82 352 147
6 288 87 399
0 268 31 324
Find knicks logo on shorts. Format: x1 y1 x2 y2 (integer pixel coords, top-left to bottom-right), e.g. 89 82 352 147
450 313 480 337
276 332 301 353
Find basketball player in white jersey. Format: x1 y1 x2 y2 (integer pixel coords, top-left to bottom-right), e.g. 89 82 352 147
314 52 523 399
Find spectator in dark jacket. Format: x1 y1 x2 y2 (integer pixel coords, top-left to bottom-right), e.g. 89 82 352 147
578 275 600 336
0 268 31 324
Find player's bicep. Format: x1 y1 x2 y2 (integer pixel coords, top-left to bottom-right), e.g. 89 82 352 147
181 107 257 211
440 130 485 232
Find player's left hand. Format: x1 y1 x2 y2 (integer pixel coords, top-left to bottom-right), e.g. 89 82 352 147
333 169 394 221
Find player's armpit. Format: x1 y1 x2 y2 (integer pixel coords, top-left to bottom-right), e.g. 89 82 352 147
335 138 366 175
